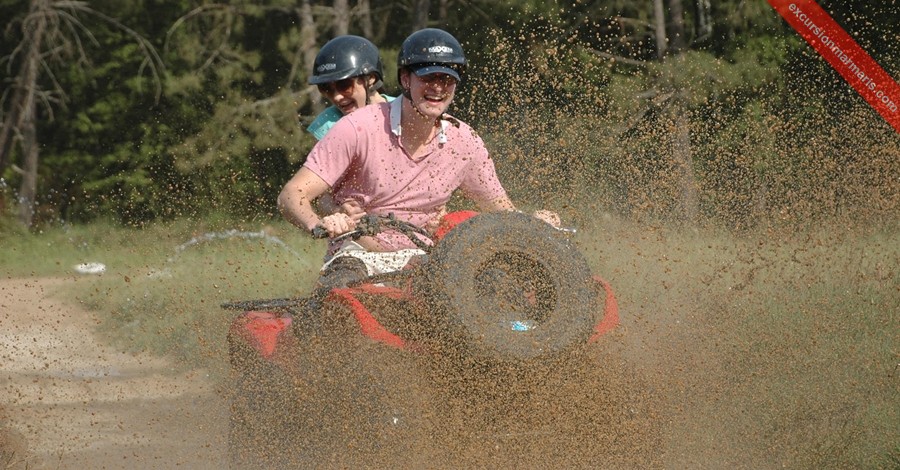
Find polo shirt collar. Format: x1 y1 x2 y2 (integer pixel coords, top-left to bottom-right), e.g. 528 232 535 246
391 97 449 144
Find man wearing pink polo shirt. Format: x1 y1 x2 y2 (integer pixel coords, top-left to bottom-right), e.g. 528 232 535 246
278 28 557 287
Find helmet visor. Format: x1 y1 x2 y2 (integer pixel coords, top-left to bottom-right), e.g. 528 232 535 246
411 64 461 82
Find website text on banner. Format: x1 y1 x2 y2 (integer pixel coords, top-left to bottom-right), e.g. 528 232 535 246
767 0 900 133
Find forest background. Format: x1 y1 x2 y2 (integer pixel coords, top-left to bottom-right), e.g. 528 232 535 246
0 0 897 232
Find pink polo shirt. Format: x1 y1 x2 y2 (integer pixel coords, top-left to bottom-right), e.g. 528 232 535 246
303 99 507 251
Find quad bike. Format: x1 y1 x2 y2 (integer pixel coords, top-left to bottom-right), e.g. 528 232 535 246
222 211 619 468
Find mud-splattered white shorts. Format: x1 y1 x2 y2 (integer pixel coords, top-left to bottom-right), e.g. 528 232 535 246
321 241 425 276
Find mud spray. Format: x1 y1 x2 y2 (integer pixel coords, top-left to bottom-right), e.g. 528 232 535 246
447 8 898 469
2 4 898 470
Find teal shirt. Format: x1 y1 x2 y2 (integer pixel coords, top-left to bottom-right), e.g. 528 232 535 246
306 94 396 141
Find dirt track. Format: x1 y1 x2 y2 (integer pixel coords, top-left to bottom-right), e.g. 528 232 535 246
0 277 227 469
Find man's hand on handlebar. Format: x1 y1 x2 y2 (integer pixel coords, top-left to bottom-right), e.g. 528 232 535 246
319 212 358 238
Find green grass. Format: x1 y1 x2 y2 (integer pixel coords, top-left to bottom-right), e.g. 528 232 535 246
1 214 896 467
0 217 324 375
87 239 320 370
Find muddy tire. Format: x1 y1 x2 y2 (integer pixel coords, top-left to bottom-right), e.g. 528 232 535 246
419 211 598 362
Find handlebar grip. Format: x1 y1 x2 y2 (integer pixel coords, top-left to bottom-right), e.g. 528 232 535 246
310 226 329 239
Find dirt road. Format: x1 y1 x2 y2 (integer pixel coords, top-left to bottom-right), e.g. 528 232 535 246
0 277 227 469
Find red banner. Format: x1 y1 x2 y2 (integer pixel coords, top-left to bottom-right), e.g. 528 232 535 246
767 0 900 133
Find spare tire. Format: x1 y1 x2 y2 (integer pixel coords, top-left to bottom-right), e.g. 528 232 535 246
418 211 598 362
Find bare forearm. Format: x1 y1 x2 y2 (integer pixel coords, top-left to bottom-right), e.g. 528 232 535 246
277 167 330 233
477 195 560 226
278 185 320 232
478 195 517 212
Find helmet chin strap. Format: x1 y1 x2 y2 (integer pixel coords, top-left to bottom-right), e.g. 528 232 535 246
365 76 383 106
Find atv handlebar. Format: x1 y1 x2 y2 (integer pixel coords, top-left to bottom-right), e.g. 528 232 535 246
313 212 575 242
310 226 329 239
312 213 433 251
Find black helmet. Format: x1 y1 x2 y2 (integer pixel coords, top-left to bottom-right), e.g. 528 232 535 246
309 35 384 86
398 28 466 81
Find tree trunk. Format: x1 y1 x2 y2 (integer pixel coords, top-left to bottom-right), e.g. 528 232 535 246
652 0 667 59
438 0 448 23
666 0 686 52
18 105 38 227
300 0 317 81
17 34 41 227
0 84 25 174
332 0 349 36
372 7 391 44
298 0 322 114
10 0 48 227
358 0 372 38
694 0 712 40
0 0 46 177
413 0 429 31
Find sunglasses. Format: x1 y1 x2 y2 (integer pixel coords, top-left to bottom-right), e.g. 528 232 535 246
317 77 359 95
